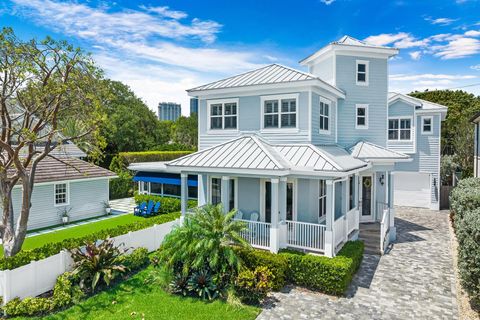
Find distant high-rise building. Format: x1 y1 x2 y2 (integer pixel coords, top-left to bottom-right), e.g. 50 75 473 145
190 98 198 115
158 102 181 121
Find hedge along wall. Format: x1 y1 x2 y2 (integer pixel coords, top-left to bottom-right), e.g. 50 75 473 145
449 177 480 304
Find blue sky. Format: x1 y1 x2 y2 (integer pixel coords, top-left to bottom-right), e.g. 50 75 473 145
2 0 480 114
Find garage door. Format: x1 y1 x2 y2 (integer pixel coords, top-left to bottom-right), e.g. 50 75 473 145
394 172 431 208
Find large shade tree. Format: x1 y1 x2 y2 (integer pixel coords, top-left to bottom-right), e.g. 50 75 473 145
0 28 106 257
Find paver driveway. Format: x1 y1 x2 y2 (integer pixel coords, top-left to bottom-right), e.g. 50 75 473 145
258 207 458 320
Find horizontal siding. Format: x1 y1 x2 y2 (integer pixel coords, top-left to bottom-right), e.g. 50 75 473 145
309 56 334 84
10 179 109 230
311 92 336 145
199 92 310 149
387 101 415 153
335 55 388 147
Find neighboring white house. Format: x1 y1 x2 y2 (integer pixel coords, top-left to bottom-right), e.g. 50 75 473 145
130 36 448 257
473 112 480 177
5 145 117 231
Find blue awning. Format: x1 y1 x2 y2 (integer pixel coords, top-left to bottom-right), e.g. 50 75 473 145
133 172 198 187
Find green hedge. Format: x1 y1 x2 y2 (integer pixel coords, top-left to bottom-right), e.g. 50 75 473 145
234 240 364 295
450 177 480 221
0 212 180 271
134 193 197 214
110 151 193 172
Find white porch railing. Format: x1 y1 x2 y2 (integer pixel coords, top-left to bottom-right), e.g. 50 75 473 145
380 208 391 254
286 220 326 252
236 219 271 250
346 209 358 236
334 217 345 247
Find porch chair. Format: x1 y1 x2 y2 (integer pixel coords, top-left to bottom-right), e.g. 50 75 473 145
153 201 161 215
234 210 244 220
134 202 147 216
250 212 259 221
142 200 155 216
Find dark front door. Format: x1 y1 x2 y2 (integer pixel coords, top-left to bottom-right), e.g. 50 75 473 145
265 181 271 223
361 176 373 221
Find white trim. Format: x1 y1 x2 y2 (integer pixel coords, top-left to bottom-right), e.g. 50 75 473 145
356 60 369 86
206 98 239 133
421 116 433 135
260 93 299 131
53 182 69 207
355 104 369 129
318 97 332 135
387 116 414 142
308 89 312 142
359 174 374 222
207 176 238 209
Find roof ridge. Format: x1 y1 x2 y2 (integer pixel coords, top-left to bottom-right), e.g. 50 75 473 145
309 145 343 171
250 135 290 170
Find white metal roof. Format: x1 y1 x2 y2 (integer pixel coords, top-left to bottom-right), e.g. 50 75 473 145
388 92 448 113
350 141 410 161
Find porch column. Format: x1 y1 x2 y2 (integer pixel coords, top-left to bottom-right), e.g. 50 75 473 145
269 178 280 253
180 173 188 224
343 179 349 243
221 176 230 214
198 174 208 206
324 180 335 258
388 172 396 241
278 177 287 249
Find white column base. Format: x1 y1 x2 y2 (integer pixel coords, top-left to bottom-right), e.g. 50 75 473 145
278 222 287 249
179 215 185 225
324 230 334 258
389 226 397 242
269 227 280 253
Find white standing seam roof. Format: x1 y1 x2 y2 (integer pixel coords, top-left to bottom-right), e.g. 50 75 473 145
187 64 343 95
166 135 368 174
350 141 410 160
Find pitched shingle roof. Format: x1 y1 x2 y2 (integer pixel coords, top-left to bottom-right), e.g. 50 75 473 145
187 64 343 95
8 157 116 184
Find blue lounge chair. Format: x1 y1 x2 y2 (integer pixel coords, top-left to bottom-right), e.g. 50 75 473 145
134 202 147 216
153 202 161 214
142 200 155 216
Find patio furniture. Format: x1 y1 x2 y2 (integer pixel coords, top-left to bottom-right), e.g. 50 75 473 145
235 210 244 220
250 212 259 221
134 202 147 216
153 201 161 214
141 200 155 216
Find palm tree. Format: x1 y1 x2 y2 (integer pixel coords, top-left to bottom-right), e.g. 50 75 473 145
159 204 249 277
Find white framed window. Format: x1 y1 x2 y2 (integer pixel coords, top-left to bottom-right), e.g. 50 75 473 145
319 98 330 133
318 180 327 220
261 94 298 130
421 116 433 135
388 117 412 141
208 177 237 211
349 176 355 211
207 98 239 131
54 182 69 206
355 104 368 129
356 60 369 86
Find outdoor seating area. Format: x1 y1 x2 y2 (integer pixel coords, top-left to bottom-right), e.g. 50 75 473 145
134 200 161 217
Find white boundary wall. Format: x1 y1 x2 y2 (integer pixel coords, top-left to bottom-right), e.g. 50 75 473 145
0 219 178 303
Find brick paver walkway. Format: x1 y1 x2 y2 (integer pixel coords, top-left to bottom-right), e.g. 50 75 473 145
258 207 458 320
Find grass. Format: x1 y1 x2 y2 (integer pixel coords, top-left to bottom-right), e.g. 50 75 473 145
15 266 260 320
0 214 147 257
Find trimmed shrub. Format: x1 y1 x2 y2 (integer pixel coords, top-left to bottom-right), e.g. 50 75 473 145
0 212 180 270
234 266 274 305
3 297 53 317
134 193 197 215
109 171 134 200
337 240 364 273
52 272 84 309
233 247 288 290
456 208 480 303
121 247 150 271
450 177 480 221
111 151 193 172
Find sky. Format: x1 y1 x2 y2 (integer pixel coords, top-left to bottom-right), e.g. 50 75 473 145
1 0 480 115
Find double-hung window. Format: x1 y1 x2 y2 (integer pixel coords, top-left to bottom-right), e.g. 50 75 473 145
208 99 238 130
318 180 327 220
422 116 432 134
356 60 369 86
319 99 330 133
388 118 412 140
355 104 368 129
54 183 69 206
262 94 298 129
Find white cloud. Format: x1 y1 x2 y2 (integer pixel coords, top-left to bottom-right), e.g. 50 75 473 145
320 0 336 5
409 51 421 60
465 30 480 37
139 5 188 20
364 32 428 48
433 37 480 59
471 64 480 71
425 17 457 26
390 73 476 81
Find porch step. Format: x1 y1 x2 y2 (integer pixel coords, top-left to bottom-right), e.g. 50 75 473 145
359 223 381 255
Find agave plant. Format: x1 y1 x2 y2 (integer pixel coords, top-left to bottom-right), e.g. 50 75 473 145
170 273 190 297
160 204 249 279
70 238 126 291
187 269 218 300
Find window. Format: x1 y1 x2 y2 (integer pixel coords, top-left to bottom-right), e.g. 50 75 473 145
388 118 412 141
140 181 149 194
211 178 222 205
188 186 198 199
229 179 235 212
349 176 355 210
150 182 162 195
318 180 327 220
356 104 368 129
356 60 369 86
54 183 68 206
319 100 330 132
163 184 181 197
262 94 298 129
422 116 432 134
208 99 238 130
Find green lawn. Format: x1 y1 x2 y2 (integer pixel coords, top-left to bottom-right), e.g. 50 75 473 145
0 214 146 257
16 266 260 320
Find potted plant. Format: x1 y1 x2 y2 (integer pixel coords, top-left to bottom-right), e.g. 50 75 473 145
59 207 71 224
103 201 112 215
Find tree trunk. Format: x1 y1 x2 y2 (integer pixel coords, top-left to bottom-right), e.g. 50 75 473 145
1 180 16 258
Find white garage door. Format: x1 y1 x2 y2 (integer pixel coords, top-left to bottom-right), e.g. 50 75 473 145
394 172 431 208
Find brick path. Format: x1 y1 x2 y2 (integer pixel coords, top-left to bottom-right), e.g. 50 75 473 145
258 207 458 320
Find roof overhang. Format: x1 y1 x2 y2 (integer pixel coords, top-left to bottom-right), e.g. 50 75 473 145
187 79 346 100
470 112 480 123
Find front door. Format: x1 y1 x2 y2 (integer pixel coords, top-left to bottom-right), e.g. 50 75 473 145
263 180 295 223
360 175 374 222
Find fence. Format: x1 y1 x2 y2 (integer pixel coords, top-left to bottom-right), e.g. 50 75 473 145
286 220 325 253
236 219 271 250
0 219 178 303
333 217 345 247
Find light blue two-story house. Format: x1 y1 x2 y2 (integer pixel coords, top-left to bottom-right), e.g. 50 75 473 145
130 36 447 256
